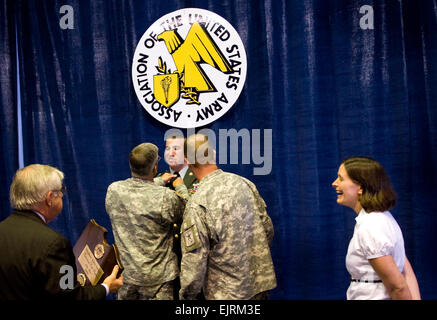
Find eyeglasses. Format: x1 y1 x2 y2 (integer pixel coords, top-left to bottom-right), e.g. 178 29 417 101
156 155 162 163
53 185 67 197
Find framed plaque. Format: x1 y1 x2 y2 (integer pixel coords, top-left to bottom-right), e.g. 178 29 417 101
73 219 123 286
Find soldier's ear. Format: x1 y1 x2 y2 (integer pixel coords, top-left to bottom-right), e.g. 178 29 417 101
184 156 192 165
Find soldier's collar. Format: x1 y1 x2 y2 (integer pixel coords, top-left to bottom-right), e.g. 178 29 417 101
131 176 154 183
198 169 222 185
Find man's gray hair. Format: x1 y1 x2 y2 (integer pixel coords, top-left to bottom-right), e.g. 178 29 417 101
10 164 64 210
129 143 159 177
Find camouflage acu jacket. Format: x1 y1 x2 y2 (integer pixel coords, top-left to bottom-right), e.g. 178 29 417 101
179 169 277 300
105 177 186 286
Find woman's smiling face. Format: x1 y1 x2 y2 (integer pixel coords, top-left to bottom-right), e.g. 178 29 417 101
332 163 363 213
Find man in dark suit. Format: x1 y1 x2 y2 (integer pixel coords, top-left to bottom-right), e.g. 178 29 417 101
0 164 123 300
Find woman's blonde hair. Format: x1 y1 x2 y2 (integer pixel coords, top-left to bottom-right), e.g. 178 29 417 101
10 164 64 210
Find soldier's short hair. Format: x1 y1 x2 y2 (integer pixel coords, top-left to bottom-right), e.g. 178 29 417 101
10 164 64 210
184 134 215 167
129 143 159 177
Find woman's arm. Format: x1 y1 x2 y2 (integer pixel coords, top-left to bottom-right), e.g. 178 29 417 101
369 255 412 300
403 257 421 300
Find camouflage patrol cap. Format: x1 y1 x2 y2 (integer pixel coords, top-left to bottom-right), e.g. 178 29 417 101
129 143 159 176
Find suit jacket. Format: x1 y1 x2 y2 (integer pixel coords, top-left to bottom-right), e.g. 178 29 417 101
0 210 106 300
182 168 197 190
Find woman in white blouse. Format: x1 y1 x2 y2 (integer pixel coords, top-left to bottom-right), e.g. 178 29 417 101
332 156 421 300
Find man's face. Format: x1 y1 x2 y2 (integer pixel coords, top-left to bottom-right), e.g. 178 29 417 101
164 138 186 171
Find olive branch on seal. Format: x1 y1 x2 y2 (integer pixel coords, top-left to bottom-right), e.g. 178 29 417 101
156 57 171 75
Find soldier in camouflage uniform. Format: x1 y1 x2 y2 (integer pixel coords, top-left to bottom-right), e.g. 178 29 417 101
179 134 277 300
105 143 187 300
153 134 198 300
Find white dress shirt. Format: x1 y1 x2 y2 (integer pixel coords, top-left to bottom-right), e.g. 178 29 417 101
170 165 188 180
346 209 406 300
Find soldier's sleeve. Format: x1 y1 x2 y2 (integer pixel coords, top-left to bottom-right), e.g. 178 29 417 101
244 179 274 246
153 176 165 186
179 204 210 300
175 183 189 200
256 193 274 246
105 184 115 214
260 207 274 246
161 189 185 223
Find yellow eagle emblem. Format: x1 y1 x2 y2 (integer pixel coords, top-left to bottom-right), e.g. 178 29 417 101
154 22 234 107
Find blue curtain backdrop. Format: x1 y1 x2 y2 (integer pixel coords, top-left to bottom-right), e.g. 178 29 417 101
0 0 17 219
1 0 436 299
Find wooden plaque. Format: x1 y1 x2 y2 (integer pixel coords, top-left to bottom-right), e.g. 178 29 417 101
73 219 123 286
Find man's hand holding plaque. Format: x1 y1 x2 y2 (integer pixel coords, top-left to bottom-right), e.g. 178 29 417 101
103 265 123 293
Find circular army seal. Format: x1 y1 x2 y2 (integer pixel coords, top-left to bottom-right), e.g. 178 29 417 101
94 243 105 259
132 8 247 128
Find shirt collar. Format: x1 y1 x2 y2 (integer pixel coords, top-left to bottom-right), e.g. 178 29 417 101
31 210 47 224
170 165 189 179
355 208 368 224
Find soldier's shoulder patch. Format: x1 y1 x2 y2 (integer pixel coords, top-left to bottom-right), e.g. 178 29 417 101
182 219 201 252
